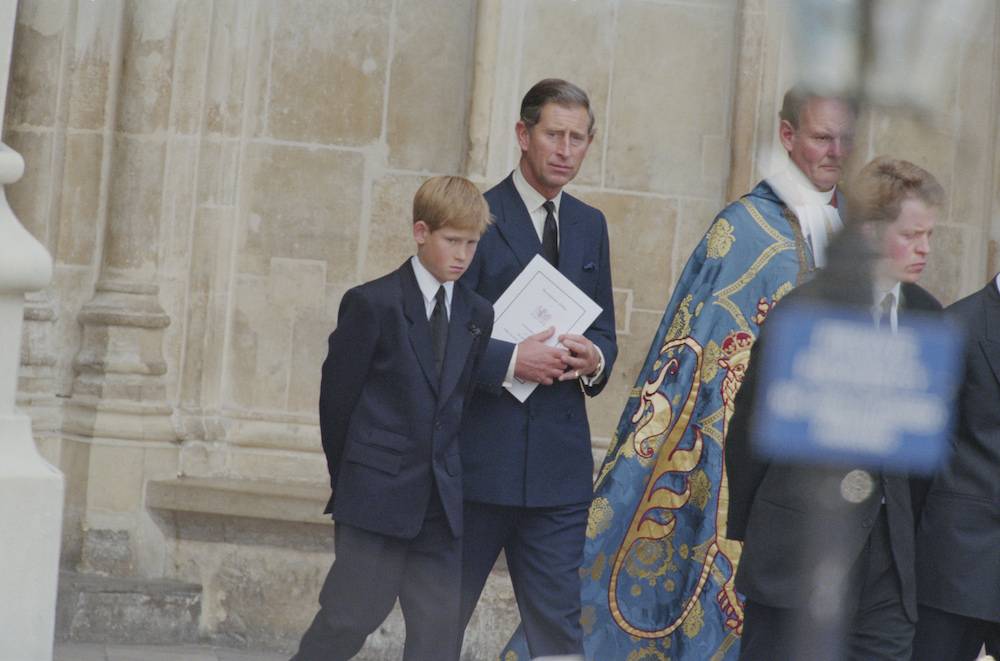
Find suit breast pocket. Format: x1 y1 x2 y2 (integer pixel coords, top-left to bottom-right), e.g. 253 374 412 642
576 258 599 292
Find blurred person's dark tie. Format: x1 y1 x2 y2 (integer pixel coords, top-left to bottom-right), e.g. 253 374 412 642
877 292 894 331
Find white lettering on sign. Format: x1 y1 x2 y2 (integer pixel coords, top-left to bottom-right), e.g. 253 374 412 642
765 319 945 454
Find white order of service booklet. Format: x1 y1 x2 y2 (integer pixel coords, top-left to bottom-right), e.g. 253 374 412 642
491 254 603 402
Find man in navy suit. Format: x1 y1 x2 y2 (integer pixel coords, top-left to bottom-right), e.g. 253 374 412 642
912 272 1000 661
292 176 494 661
455 79 618 660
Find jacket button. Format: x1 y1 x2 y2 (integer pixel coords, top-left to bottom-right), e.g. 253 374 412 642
862 517 873 528
434 421 442 431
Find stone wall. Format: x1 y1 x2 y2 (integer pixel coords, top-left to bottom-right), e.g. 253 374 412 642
6 0 1000 654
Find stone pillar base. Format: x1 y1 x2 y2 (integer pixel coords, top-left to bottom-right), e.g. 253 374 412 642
68 281 175 442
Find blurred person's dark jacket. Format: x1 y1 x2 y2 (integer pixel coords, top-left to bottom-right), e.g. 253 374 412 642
912 277 1000 657
724 228 941 657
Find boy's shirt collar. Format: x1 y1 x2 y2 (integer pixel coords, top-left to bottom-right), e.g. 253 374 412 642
410 255 453 317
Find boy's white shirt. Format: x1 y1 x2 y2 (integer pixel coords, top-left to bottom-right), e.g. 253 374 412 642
411 254 453 319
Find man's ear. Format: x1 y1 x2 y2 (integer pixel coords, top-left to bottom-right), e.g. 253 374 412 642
413 220 429 245
778 119 796 153
515 120 530 152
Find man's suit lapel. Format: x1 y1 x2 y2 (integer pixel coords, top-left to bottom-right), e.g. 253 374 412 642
494 175 543 269
438 286 477 404
557 196 583 284
400 261 439 395
981 281 1000 387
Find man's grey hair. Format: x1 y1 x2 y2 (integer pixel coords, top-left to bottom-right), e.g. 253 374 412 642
779 85 859 128
520 78 596 137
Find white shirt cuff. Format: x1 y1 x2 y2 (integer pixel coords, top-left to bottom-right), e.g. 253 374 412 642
581 345 605 386
502 345 518 388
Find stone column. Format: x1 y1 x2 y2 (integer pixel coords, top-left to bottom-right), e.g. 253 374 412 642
0 2 64 658
63 1 173 445
62 1 176 577
465 0 526 184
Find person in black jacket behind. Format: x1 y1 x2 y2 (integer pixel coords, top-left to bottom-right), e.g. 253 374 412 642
725 156 945 661
911 272 1000 661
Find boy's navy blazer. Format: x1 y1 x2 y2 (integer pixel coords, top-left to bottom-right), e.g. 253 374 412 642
318 259 494 539
459 173 618 507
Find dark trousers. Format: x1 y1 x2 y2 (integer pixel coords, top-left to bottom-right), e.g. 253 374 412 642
293 493 460 661
457 500 589 658
912 605 1000 661
740 507 913 661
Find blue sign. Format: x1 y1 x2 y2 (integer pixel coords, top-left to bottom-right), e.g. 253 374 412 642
752 302 963 473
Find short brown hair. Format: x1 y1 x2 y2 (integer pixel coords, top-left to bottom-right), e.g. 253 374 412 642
779 85 858 129
520 78 596 136
845 156 945 227
412 176 492 235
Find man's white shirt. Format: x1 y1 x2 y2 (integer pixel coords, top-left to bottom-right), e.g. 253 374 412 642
502 165 606 388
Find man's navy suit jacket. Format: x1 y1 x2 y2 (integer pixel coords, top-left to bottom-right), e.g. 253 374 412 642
915 278 1000 623
319 260 494 539
459 174 617 507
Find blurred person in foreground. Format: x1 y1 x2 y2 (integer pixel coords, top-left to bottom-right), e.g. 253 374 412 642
726 156 944 661
571 86 856 660
911 269 1000 661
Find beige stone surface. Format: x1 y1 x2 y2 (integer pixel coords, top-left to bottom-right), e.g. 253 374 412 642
673 197 721 285
170 528 333 647
870 113 956 213
520 0 615 188
86 444 146 516
203 1 257 138
6 0 65 129
105 135 167 279
605 1 735 197
117 1 177 135
159 137 199 280
178 205 236 409
265 0 390 145
227 447 327 484
169 1 211 135
576 190 679 310
228 274 289 411
237 143 364 283
194 139 240 207
287 307 328 415
54 132 105 266
365 173 424 281
65 0 120 131
386 0 477 172
612 287 632 334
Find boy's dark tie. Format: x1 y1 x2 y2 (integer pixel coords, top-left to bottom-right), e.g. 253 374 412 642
542 200 559 267
430 285 448 376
